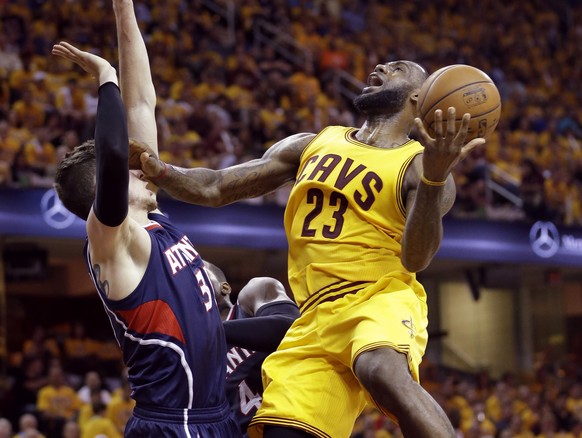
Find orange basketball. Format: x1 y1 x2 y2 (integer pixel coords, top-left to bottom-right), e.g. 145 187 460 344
417 64 501 141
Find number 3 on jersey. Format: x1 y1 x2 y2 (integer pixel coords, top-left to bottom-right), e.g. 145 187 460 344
195 268 213 312
238 380 261 415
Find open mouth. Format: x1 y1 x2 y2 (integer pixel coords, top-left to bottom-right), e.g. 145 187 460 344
362 73 384 93
367 73 384 87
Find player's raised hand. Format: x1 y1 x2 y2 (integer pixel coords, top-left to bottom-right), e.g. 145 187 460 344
52 41 117 86
414 107 486 182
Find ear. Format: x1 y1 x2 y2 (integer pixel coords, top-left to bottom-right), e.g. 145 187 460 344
410 88 420 104
220 282 232 297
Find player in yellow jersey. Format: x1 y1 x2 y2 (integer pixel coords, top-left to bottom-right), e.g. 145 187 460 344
130 60 486 438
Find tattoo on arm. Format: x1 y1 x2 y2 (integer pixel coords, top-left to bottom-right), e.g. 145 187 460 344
222 165 290 203
162 134 308 206
93 264 110 297
171 162 293 205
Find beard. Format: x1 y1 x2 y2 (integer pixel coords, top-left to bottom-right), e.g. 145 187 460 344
128 190 158 213
144 197 159 213
353 86 410 116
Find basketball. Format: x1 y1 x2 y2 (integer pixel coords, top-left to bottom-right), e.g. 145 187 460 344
417 64 501 141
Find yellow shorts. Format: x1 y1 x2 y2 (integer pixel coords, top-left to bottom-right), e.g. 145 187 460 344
247 276 428 438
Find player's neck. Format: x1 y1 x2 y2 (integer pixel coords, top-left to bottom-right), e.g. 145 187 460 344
219 303 233 320
128 206 151 225
355 117 411 149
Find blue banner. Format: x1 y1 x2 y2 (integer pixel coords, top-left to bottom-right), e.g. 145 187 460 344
0 187 286 248
1 188 581 266
438 218 582 266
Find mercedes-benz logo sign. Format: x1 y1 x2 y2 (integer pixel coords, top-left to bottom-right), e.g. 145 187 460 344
529 221 560 258
41 189 77 229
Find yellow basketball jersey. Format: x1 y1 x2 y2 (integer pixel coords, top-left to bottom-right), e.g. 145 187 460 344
284 126 426 310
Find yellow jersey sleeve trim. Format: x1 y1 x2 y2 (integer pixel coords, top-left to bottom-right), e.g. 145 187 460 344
297 126 333 163
343 129 417 150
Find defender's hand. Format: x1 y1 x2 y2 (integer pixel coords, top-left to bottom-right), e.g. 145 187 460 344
52 42 117 85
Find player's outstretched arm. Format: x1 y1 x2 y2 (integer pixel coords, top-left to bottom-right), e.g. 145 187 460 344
401 108 485 272
53 42 129 236
53 42 151 301
129 132 315 207
52 42 117 87
223 277 299 352
113 0 158 154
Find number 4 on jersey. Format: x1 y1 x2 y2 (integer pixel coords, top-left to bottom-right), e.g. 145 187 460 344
239 380 261 415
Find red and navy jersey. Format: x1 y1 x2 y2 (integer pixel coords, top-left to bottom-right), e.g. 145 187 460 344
85 212 228 411
224 304 268 435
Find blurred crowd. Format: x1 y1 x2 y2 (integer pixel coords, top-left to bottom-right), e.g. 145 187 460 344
0 0 582 225
350 355 582 438
1 2 582 437
0 322 581 437
0 323 130 438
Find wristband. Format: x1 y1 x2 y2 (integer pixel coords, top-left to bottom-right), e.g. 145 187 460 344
148 160 170 181
420 174 447 187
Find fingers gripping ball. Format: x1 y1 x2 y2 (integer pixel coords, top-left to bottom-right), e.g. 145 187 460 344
417 64 501 141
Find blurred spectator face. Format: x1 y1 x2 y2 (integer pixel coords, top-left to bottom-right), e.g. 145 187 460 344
22 89 34 104
48 365 66 387
19 413 38 431
0 418 12 438
25 358 44 377
56 145 69 163
85 371 101 390
62 130 80 150
62 421 80 438
0 120 8 137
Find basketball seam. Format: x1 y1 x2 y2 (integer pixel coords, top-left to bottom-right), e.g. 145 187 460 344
417 65 456 111
425 102 502 123
422 80 497 118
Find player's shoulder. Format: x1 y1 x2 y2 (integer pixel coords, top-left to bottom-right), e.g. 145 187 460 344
266 132 316 160
237 277 291 315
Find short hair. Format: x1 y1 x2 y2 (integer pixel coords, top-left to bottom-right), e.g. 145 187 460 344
54 140 96 221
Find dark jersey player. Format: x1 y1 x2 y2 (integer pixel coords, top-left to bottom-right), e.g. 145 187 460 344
205 263 300 436
51 3 240 434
